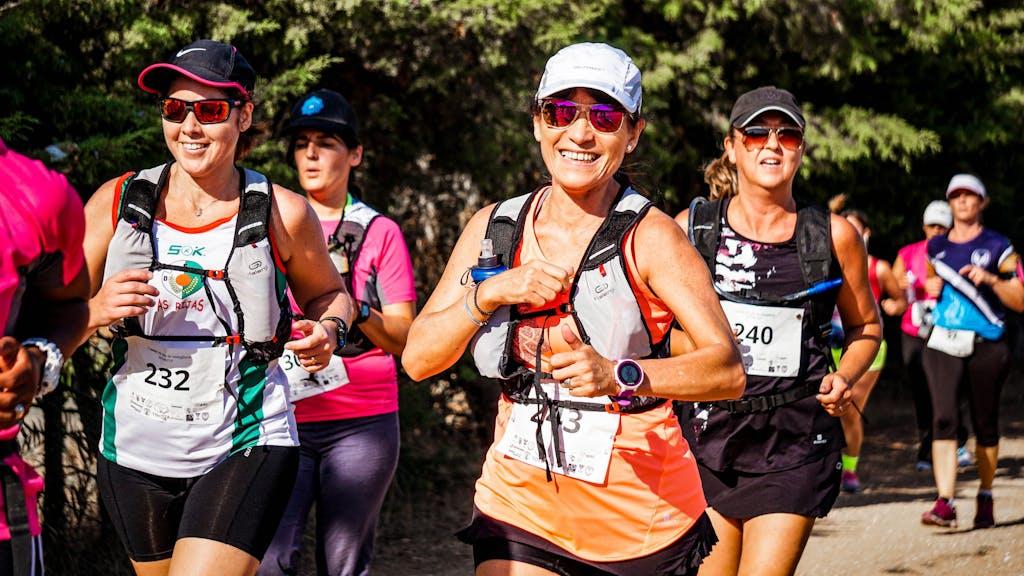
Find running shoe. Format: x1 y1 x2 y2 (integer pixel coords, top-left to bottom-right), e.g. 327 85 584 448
921 498 957 528
915 460 933 472
841 470 861 493
974 493 994 529
957 446 974 469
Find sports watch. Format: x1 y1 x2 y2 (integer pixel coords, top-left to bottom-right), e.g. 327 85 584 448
614 358 644 406
319 316 349 354
355 300 372 325
22 338 63 398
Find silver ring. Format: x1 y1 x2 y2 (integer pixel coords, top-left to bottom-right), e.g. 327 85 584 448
13 404 25 419
563 378 573 388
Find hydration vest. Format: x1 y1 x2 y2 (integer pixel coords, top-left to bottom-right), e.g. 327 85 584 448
325 196 381 357
104 162 292 365
470 182 669 414
688 196 836 341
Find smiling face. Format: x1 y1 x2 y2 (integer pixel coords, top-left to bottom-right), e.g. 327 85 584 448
163 77 252 178
725 111 803 193
533 88 644 198
293 129 362 202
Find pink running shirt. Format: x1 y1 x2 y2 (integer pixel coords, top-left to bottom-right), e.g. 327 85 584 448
293 214 416 422
0 138 85 538
896 240 931 338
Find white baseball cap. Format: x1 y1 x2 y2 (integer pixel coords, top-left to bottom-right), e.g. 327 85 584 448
535 43 642 114
922 200 952 227
945 174 986 199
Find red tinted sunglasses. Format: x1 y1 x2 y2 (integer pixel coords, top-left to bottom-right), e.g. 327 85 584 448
739 126 804 151
160 97 243 124
540 99 632 134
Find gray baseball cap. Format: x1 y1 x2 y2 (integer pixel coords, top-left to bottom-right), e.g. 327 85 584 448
729 86 805 128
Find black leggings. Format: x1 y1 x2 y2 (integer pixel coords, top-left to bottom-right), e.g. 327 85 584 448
902 334 967 459
922 338 1010 447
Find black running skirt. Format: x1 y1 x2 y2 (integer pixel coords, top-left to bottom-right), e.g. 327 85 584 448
699 451 842 520
457 507 717 576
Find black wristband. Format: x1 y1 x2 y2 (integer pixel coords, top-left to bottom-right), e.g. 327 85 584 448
320 316 349 353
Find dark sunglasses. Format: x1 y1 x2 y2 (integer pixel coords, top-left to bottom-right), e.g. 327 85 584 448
540 99 632 134
160 97 244 124
739 126 804 151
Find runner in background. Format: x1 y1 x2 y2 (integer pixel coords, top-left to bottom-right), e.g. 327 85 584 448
920 174 1024 529
892 201 971 472
81 40 354 576
404 42 744 576
260 89 415 576
0 138 91 575
827 196 907 493
677 86 880 576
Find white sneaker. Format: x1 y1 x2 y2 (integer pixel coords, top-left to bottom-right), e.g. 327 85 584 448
957 446 974 468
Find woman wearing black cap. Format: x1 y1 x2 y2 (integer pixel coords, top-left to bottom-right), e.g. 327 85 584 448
258 90 416 576
676 86 881 575
80 40 355 576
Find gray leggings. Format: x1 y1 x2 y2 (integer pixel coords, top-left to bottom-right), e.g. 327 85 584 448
259 412 400 576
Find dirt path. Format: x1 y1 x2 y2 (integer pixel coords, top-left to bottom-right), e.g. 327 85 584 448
373 392 1024 576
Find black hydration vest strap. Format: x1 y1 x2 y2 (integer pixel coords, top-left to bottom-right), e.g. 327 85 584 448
795 203 834 340
712 381 819 414
329 204 383 357
0 440 31 576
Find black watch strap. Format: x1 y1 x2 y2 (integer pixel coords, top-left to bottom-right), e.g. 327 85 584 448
320 316 349 352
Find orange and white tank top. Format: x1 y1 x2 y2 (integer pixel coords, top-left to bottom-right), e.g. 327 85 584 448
475 191 706 562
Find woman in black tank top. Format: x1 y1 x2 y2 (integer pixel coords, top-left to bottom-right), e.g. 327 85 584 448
675 87 882 576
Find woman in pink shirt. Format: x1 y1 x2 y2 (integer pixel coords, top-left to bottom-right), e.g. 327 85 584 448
260 90 417 576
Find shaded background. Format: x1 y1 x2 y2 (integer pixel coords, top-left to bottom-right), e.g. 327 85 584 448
1 1 1022 573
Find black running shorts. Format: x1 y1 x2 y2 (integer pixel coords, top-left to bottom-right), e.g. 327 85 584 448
97 445 299 562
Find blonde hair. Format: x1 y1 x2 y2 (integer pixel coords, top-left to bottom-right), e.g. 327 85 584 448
703 150 738 200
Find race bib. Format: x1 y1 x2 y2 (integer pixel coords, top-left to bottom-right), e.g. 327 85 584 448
496 381 620 484
124 339 225 424
720 301 803 377
927 325 975 358
280 350 349 402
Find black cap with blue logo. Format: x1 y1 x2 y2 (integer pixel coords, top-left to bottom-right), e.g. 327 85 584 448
284 89 360 149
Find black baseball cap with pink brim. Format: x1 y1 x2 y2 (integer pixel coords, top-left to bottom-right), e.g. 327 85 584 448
137 39 256 100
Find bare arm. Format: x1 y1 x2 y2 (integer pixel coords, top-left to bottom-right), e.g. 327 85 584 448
876 258 907 316
636 210 745 400
829 214 882 397
402 204 573 380
272 185 354 371
356 301 416 356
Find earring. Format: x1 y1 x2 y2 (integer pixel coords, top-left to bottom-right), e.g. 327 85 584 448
627 144 634 152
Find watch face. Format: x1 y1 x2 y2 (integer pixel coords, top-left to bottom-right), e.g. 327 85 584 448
360 301 371 320
618 362 641 385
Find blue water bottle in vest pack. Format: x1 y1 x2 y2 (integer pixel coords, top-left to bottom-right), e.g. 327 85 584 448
471 239 507 283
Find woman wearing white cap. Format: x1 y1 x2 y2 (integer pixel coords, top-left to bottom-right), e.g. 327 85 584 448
892 201 969 471
919 174 1024 529
676 86 881 575
80 40 355 575
403 42 745 575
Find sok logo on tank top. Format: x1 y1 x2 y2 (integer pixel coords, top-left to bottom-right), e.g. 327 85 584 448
161 260 205 299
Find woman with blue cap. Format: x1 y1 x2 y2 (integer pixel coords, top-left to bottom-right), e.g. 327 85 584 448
403 42 745 576
259 89 416 576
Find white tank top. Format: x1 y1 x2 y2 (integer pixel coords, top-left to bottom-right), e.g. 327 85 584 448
103 214 297 478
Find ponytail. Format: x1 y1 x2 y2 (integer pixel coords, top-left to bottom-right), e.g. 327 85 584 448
703 150 738 200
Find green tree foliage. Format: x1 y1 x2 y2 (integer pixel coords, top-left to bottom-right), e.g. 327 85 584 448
1 1 1022 571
